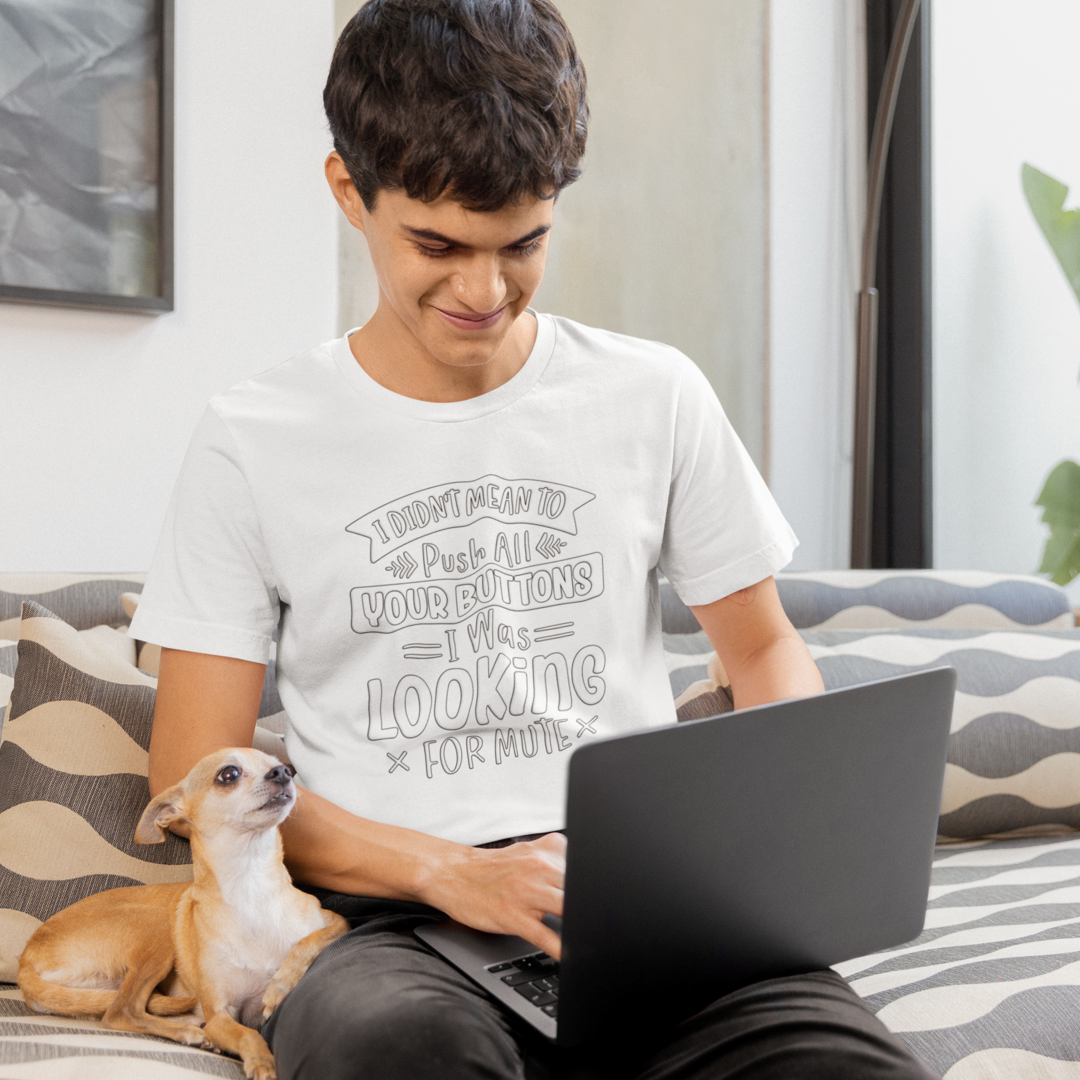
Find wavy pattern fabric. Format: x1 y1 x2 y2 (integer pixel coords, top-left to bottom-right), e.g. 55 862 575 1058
0 601 192 983
802 628 1080 840
658 571 1073 634
777 571 1073 631
0 575 146 641
836 836 1080 1077
0 1005 246 1077
0 642 14 728
0 574 284 728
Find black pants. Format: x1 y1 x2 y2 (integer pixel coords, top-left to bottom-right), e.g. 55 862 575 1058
262 907 937 1080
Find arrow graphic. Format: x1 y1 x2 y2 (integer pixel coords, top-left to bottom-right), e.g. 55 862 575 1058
385 552 418 579
535 533 567 559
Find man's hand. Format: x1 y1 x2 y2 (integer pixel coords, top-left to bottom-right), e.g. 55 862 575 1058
419 833 567 959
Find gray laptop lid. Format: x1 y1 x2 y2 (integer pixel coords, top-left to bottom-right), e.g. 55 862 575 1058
554 667 955 1044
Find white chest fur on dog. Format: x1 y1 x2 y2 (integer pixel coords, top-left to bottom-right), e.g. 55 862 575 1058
18 748 350 1080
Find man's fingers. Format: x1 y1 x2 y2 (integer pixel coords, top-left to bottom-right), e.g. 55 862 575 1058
519 918 562 961
534 831 567 852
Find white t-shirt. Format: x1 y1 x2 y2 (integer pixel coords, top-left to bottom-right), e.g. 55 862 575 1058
130 313 796 844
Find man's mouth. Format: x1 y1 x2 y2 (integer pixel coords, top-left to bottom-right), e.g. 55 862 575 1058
434 305 506 331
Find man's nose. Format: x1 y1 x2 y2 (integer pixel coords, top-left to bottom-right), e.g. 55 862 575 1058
452 257 504 311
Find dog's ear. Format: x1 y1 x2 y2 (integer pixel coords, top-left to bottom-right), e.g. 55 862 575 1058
135 784 186 845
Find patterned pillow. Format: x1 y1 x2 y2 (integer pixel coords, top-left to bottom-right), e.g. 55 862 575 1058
0 641 15 728
658 571 1074 634
0 573 147 640
0 601 193 982
804 628 1080 840
777 570 1073 631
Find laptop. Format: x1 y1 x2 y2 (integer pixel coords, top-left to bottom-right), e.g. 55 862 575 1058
416 668 956 1047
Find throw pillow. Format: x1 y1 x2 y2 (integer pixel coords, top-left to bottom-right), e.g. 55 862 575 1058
657 571 1074 635
0 573 147 641
777 570 1073 631
804 628 1080 840
0 601 192 982
0 641 15 728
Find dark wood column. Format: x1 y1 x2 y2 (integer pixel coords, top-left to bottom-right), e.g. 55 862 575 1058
866 0 933 567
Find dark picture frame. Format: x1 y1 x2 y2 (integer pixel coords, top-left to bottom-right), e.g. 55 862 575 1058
0 0 174 313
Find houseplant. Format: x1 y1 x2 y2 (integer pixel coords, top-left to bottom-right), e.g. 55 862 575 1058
1026 164 1080 584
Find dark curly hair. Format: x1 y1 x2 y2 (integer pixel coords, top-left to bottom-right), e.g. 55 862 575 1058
324 0 588 212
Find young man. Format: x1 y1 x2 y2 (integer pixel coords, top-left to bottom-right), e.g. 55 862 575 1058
131 2 934 1077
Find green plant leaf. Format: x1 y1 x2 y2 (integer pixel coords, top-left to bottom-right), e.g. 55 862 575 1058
1036 460 1080 585
1036 459 1080 530
1023 164 1080 308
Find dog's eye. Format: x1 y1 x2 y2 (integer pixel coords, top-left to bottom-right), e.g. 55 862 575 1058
215 765 241 786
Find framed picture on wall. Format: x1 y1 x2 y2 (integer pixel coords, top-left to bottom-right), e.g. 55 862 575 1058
0 0 173 313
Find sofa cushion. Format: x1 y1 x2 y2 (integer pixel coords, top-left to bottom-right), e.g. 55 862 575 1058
778 570 1073 631
805 628 1080 840
658 571 1074 635
0 992 248 1076
0 642 14 729
0 602 193 982
839 834 1080 1077
0 574 147 640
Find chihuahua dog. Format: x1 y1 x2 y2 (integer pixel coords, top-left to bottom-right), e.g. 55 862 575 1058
17 748 349 1080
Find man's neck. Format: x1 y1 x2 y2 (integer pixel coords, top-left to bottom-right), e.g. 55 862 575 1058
348 304 538 403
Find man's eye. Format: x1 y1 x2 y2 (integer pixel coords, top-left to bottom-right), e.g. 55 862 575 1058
414 244 452 258
215 765 241 785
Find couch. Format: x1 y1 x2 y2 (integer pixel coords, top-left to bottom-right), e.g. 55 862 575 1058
2 569 1080 1078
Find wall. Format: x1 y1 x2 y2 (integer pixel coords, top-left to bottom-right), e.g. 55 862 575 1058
768 0 864 571
532 0 769 469
0 0 339 572
932 0 1080 585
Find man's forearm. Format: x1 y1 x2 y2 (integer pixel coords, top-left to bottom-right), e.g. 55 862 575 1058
280 783 463 902
690 577 824 711
724 633 824 710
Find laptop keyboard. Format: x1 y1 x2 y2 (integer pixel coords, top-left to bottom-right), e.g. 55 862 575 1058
487 951 561 1018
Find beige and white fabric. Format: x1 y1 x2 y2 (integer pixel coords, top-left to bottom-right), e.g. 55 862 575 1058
841 835 1080 1077
804 628 1080 841
0 994 246 1077
0 643 14 730
776 570 1073 632
658 571 1073 637
0 574 146 641
0 602 194 982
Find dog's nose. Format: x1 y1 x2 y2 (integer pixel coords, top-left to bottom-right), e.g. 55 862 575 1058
265 764 296 786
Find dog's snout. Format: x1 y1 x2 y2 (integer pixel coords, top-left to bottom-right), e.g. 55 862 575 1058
265 764 296 786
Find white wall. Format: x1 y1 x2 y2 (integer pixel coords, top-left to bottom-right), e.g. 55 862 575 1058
533 0 769 468
768 0 864 570
0 0 339 572
933 0 1080 582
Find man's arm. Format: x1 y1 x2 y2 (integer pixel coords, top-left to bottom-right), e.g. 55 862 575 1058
148 648 566 958
689 576 823 709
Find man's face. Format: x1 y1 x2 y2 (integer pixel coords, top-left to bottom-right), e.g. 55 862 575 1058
332 161 554 372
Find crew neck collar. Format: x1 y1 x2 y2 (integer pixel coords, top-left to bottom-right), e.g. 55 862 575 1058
331 310 556 423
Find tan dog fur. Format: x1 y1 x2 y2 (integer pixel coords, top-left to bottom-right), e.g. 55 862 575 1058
17 748 349 1080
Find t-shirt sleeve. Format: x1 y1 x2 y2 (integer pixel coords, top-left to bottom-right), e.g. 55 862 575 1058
658 358 797 606
128 405 279 663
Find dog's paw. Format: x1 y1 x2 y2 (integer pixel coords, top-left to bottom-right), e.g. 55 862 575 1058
260 975 293 1019
243 1051 277 1080
175 1025 213 1049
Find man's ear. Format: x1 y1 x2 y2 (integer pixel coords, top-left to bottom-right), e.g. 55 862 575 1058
325 151 366 233
135 784 187 845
